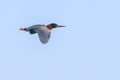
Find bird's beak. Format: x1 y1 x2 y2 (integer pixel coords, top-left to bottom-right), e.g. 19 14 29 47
57 25 66 27
19 28 25 31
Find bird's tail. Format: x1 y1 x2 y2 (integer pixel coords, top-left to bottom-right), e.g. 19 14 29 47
29 29 36 34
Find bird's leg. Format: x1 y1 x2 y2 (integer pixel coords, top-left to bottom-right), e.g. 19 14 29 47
19 28 25 31
19 27 31 31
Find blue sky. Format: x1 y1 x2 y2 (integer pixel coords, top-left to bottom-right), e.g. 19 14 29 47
0 0 120 80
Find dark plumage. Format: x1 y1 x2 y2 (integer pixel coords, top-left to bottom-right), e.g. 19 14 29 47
19 23 65 44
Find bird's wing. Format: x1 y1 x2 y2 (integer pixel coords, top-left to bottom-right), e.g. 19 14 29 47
25 25 45 31
36 30 51 44
29 25 45 30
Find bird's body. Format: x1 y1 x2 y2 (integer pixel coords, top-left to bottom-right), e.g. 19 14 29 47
19 23 65 44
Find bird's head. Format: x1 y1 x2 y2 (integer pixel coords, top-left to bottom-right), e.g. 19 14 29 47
47 23 65 30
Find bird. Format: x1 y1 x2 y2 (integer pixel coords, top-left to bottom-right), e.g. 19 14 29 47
19 23 65 44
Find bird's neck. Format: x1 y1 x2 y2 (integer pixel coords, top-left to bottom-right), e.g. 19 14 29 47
40 26 51 32
47 25 53 30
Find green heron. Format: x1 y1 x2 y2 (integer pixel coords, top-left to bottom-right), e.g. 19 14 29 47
19 23 65 44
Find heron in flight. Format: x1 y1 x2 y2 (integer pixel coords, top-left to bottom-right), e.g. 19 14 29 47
19 23 65 44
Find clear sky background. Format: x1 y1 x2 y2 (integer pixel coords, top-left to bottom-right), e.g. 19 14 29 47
0 0 120 80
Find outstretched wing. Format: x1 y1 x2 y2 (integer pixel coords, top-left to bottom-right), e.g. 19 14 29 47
36 30 51 44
